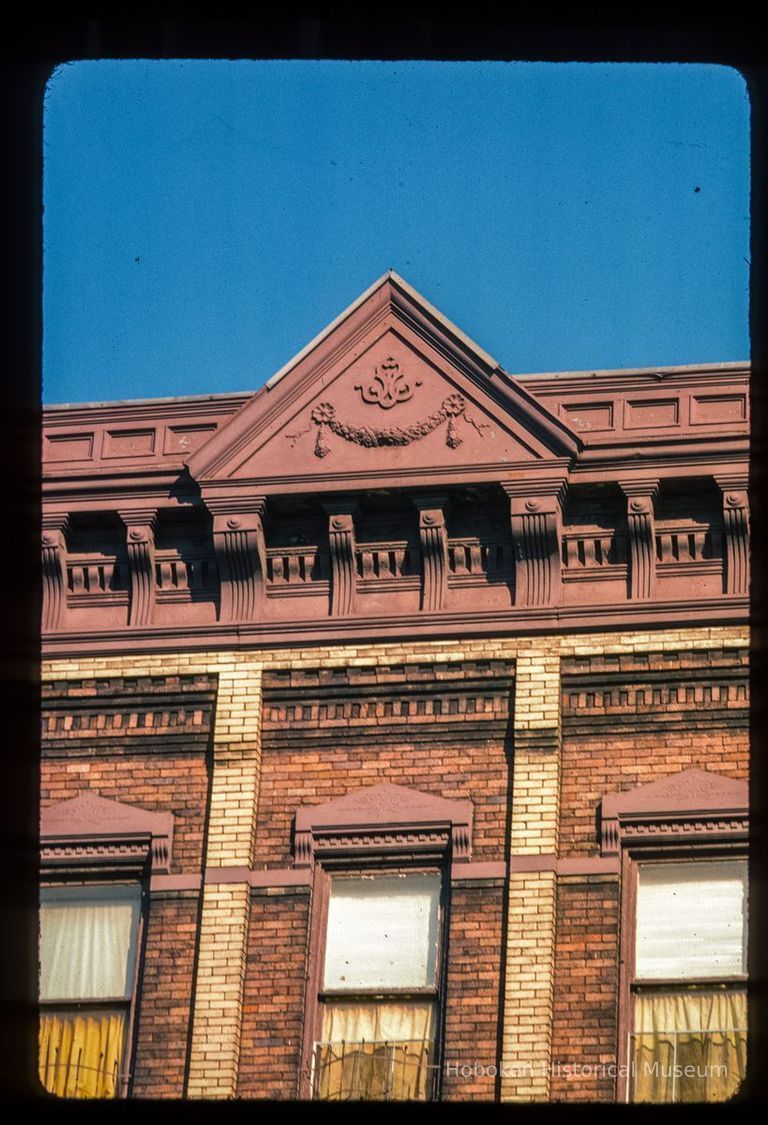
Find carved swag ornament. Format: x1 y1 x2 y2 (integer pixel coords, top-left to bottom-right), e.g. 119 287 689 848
291 393 489 459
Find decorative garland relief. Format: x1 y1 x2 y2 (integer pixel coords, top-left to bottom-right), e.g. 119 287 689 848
285 366 490 459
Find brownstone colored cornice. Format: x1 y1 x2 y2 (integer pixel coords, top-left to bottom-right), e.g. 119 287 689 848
41 794 175 875
293 782 474 867
41 467 197 507
40 595 748 658
576 434 749 457
519 361 749 395
570 448 749 484
186 459 577 498
40 445 749 507
600 768 748 856
43 392 251 425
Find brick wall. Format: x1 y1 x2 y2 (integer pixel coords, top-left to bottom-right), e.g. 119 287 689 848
550 876 620 1102
559 648 749 857
132 891 201 1098
41 676 216 1098
442 881 506 1101
256 661 515 868
41 675 216 873
238 889 310 1099
38 626 750 1102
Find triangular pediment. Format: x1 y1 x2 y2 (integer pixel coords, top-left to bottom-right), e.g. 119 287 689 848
187 273 580 491
41 793 174 839
602 769 748 819
294 782 472 831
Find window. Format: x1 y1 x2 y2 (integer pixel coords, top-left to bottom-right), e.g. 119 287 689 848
39 884 143 1098
628 859 747 1103
601 768 749 1103
294 782 472 1100
311 871 443 1101
39 794 174 1098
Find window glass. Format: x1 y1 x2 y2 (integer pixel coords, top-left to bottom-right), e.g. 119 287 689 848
40 885 142 1001
635 860 747 980
39 884 142 1098
315 872 442 1101
323 873 440 991
631 859 748 1103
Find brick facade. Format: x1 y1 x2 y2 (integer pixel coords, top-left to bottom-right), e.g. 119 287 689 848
38 275 750 1103
550 876 620 1102
131 891 201 1098
237 888 310 1099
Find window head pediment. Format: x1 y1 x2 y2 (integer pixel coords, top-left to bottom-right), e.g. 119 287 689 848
41 794 174 875
293 782 473 868
600 768 748 856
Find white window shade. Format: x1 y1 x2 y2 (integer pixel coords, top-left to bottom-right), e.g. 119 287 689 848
635 861 747 980
40 885 142 1001
323 874 440 991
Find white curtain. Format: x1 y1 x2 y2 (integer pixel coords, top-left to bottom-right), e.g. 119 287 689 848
633 990 746 1102
322 1001 435 1045
318 1002 436 1100
40 886 141 1001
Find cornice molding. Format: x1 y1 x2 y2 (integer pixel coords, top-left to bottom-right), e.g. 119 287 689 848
40 595 749 658
40 449 749 509
43 393 251 426
521 364 749 395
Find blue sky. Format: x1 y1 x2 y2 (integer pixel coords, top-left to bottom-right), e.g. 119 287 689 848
42 60 750 405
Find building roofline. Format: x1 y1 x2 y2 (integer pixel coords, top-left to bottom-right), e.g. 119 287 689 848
42 359 750 413
264 269 500 389
512 360 749 380
44 390 254 412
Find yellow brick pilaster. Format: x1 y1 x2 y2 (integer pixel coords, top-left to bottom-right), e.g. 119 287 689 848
501 870 558 1100
501 646 561 1101
187 665 262 1098
186 884 250 1098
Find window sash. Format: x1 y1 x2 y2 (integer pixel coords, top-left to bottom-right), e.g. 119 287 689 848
634 860 747 981
40 885 142 1002
323 874 441 992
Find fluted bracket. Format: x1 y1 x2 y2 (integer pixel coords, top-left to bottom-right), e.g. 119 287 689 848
618 480 659 601
714 474 749 596
502 481 566 608
41 512 70 631
412 494 450 613
324 502 359 617
118 509 158 628
208 497 268 623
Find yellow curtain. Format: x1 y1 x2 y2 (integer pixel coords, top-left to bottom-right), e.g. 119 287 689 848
632 990 746 1103
316 1001 435 1101
39 1010 126 1098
